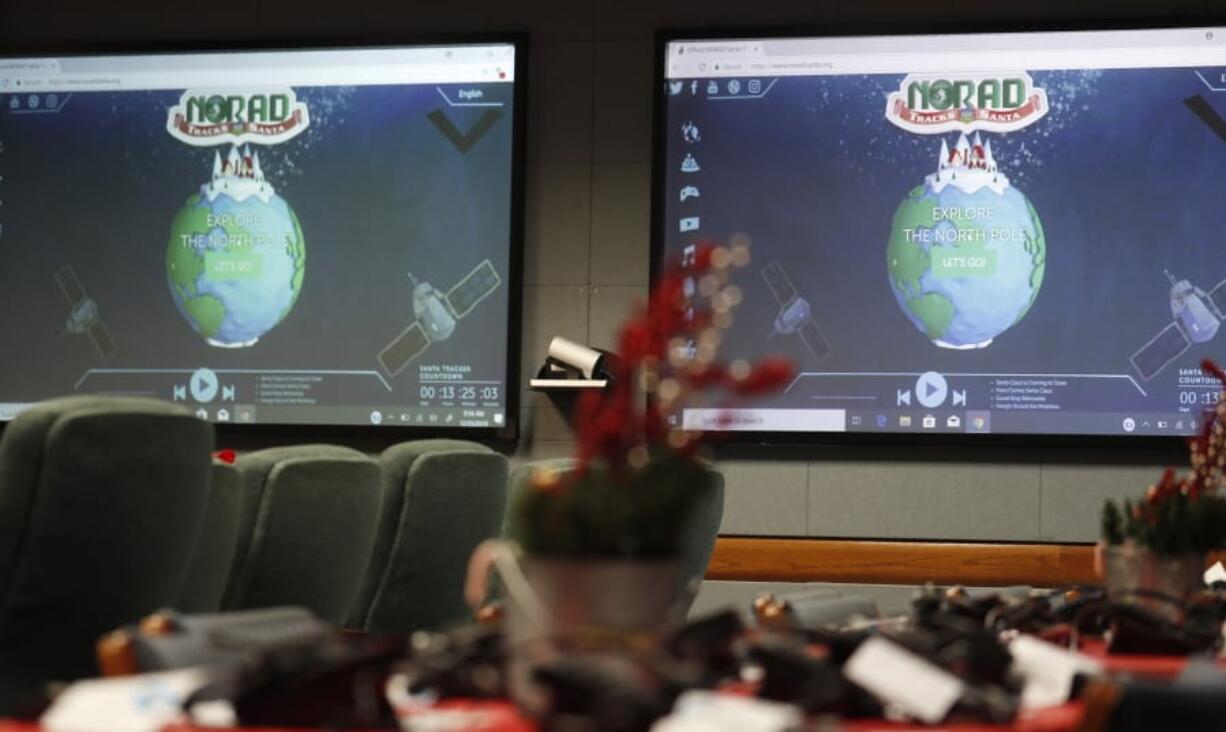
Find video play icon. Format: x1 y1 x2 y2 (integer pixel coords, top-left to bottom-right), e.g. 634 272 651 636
189 368 219 403
915 371 948 409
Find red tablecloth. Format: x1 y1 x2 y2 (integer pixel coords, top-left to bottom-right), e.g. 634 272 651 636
0 703 1087 732
839 703 1085 732
1077 637 1226 678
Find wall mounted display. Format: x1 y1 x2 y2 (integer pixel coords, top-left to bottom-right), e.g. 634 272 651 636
655 25 1226 438
0 39 525 434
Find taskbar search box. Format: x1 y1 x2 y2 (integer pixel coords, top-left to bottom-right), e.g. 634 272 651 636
682 408 846 432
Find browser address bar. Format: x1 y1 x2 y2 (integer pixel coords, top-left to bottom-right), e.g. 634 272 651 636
7 63 511 92
672 45 1226 77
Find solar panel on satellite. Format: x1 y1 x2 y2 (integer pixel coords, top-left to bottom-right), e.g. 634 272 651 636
1208 279 1226 318
378 322 431 377
445 259 501 318
761 261 797 306
55 265 86 307
797 320 832 363
88 321 117 360
1131 322 1191 381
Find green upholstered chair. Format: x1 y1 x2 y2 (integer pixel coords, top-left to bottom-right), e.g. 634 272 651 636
503 458 723 614
348 440 507 634
176 460 243 613
225 445 381 626
0 396 213 711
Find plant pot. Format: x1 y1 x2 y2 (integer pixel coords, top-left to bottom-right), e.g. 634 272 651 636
502 555 685 716
1099 543 1205 622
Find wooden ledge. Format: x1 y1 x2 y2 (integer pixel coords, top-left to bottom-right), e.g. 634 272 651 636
707 537 1099 587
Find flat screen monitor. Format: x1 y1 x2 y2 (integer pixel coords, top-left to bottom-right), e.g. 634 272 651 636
657 26 1226 438
0 40 522 433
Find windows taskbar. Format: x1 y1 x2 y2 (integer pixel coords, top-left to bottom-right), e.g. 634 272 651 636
679 407 1208 436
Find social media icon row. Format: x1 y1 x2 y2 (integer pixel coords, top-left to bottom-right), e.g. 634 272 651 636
667 79 764 96
6 94 59 110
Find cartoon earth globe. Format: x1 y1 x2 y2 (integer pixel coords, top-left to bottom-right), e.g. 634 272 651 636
886 133 1045 349
166 146 305 347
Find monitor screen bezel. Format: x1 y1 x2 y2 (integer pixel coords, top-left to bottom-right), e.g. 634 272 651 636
651 18 1226 449
0 33 528 446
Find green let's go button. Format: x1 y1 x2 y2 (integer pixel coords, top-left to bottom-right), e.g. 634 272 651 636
932 245 996 278
205 251 263 280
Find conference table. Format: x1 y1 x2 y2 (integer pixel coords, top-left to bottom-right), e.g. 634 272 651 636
0 704 1092 732
0 636 1215 732
0 701 1097 732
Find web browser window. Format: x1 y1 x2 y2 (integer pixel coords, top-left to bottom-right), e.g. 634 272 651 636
0 44 519 430
659 27 1226 436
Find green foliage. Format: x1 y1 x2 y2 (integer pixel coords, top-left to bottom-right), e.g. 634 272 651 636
1102 493 1226 555
510 449 714 558
1101 500 1124 546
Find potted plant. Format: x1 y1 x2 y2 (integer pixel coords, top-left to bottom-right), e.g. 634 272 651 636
1099 359 1226 619
499 240 792 710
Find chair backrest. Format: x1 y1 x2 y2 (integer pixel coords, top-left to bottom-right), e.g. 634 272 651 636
176 460 243 613
354 442 507 634
348 439 493 629
225 445 381 626
0 396 213 707
504 458 578 538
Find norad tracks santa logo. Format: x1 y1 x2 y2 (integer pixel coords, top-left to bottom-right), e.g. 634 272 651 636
166 88 310 146
885 72 1048 134
163 88 309 349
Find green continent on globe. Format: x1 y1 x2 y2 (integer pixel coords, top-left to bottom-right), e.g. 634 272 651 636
907 293 956 340
166 194 209 302
887 185 958 340
183 295 225 338
283 215 306 320
887 185 935 297
1020 198 1047 318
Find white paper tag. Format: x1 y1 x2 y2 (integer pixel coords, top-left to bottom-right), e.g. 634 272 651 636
1008 635 1101 709
651 690 802 731
843 636 965 724
41 668 212 732
1204 561 1226 586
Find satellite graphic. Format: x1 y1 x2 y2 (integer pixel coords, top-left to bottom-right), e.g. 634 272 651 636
378 259 502 376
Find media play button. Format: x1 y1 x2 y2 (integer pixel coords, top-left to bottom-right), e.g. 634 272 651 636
915 371 948 409
190 368 219 403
